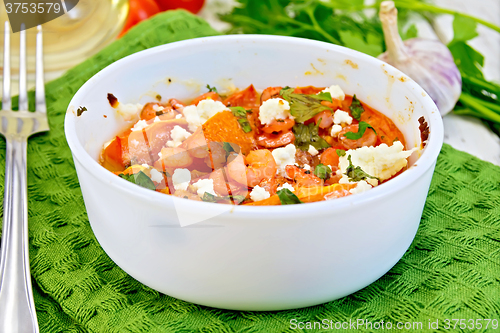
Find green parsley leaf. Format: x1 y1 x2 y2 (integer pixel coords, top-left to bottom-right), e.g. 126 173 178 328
276 188 303 205
314 164 332 180
345 155 379 182
336 149 346 157
201 192 219 202
349 95 364 121
343 121 377 140
292 122 331 151
206 84 218 93
222 142 235 155
237 118 253 133
338 30 382 57
229 106 247 118
230 195 246 204
280 87 332 123
119 171 156 191
229 106 253 133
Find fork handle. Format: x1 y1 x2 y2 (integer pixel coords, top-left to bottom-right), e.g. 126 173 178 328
0 137 39 333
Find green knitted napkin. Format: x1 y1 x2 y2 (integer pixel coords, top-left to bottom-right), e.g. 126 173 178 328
0 10 499 333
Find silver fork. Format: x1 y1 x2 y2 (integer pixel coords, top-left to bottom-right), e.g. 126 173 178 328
0 22 48 333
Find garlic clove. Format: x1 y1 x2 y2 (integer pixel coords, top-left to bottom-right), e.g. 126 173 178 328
378 1 462 116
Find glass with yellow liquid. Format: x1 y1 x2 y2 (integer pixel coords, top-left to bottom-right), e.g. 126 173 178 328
0 0 129 94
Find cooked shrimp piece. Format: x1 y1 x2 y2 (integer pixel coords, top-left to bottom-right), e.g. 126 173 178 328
261 119 295 134
256 131 295 148
285 165 322 187
319 147 341 169
209 168 246 198
245 150 277 187
157 147 193 168
337 124 377 149
260 86 282 103
226 153 247 186
312 110 334 129
227 150 277 187
182 128 209 158
205 142 228 170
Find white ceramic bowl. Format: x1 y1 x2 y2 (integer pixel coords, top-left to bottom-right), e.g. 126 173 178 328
65 35 443 311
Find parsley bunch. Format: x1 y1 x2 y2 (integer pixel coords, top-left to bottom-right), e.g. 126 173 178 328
221 0 500 135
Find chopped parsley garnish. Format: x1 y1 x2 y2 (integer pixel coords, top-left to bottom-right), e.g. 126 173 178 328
76 106 87 117
222 142 235 155
343 121 377 140
119 171 156 191
349 95 364 120
201 192 218 202
345 155 379 182
292 122 331 151
229 106 252 133
276 188 303 205
336 149 346 157
206 84 218 93
201 192 246 204
314 164 332 180
279 87 333 123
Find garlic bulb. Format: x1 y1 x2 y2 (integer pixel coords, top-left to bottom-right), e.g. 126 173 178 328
378 1 462 116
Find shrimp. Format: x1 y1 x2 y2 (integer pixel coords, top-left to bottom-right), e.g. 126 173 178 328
209 168 247 198
256 131 295 148
260 86 282 103
183 128 209 159
156 147 193 168
337 124 377 149
285 165 322 187
227 150 277 187
261 119 295 134
319 147 341 169
312 110 333 129
205 141 228 170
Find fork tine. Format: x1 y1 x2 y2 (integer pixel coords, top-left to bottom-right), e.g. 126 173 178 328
3 21 11 111
35 25 45 113
18 24 27 112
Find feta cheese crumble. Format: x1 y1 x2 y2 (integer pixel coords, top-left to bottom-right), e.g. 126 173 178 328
192 179 216 197
330 124 343 136
277 183 295 192
259 98 291 125
153 116 161 123
333 110 353 125
272 144 296 176
172 169 191 191
321 85 345 101
308 145 319 156
338 141 415 182
131 120 149 132
166 125 192 148
303 164 311 171
250 185 271 201
175 114 182 119
183 99 229 131
149 168 164 183
349 180 372 195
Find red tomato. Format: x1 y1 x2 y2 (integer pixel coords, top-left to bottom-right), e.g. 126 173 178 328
154 0 205 14
119 0 161 37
